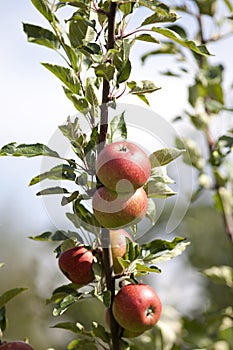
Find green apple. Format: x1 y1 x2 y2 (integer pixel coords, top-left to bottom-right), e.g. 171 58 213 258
58 246 94 285
92 186 148 229
96 141 151 193
112 284 162 332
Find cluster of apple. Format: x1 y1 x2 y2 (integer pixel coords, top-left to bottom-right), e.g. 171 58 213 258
57 141 162 338
0 341 34 349
92 141 151 229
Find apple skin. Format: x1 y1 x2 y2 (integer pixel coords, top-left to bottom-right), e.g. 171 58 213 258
0 342 34 349
96 141 151 193
58 246 94 285
112 284 162 333
105 309 144 338
109 229 133 274
92 186 148 229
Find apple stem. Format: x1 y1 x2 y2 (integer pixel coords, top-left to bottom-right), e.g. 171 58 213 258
98 2 122 350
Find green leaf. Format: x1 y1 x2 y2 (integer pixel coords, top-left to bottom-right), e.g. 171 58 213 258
141 238 190 264
29 164 76 186
141 4 179 25
42 63 81 94
116 58 131 84
135 263 161 274
68 339 98 350
53 294 79 316
23 23 60 49
154 242 189 263
109 111 127 143
61 191 80 206
63 87 89 113
203 266 233 288
0 288 27 309
31 0 55 22
134 34 160 44
69 19 89 47
196 0 217 16
151 27 212 56
223 0 233 12
74 201 100 229
119 2 135 15
103 290 111 308
95 63 115 81
146 198 156 225
92 322 110 343
29 230 84 243
137 94 150 105
36 186 69 196
0 142 60 158
150 166 175 184
52 321 87 334
145 181 176 198
127 80 161 94
149 148 185 167
139 0 164 11
85 83 99 107
142 237 186 256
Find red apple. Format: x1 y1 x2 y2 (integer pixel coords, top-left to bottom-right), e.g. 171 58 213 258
105 309 143 338
58 246 94 285
112 284 162 332
92 186 148 229
96 141 151 193
109 229 133 273
0 342 34 349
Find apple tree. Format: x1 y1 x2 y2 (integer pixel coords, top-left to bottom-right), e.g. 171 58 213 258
0 0 232 350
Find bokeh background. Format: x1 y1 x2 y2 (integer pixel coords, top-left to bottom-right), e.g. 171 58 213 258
0 1 233 349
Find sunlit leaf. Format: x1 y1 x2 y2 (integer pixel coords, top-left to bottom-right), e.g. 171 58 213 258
150 148 185 167
141 4 179 25
95 63 115 81
31 0 55 22
134 34 160 44
145 181 176 198
109 111 127 143
23 23 60 49
29 164 76 186
127 80 161 94
42 63 81 94
0 142 60 158
151 27 212 56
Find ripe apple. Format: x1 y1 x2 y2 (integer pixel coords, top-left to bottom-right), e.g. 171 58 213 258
92 186 148 229
96 141 151 193
105 309 143 338
0 342 34 349
112 284 162 332
58 246 94 285
109 229 133 273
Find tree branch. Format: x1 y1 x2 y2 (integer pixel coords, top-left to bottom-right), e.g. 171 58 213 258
98 2 121 349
